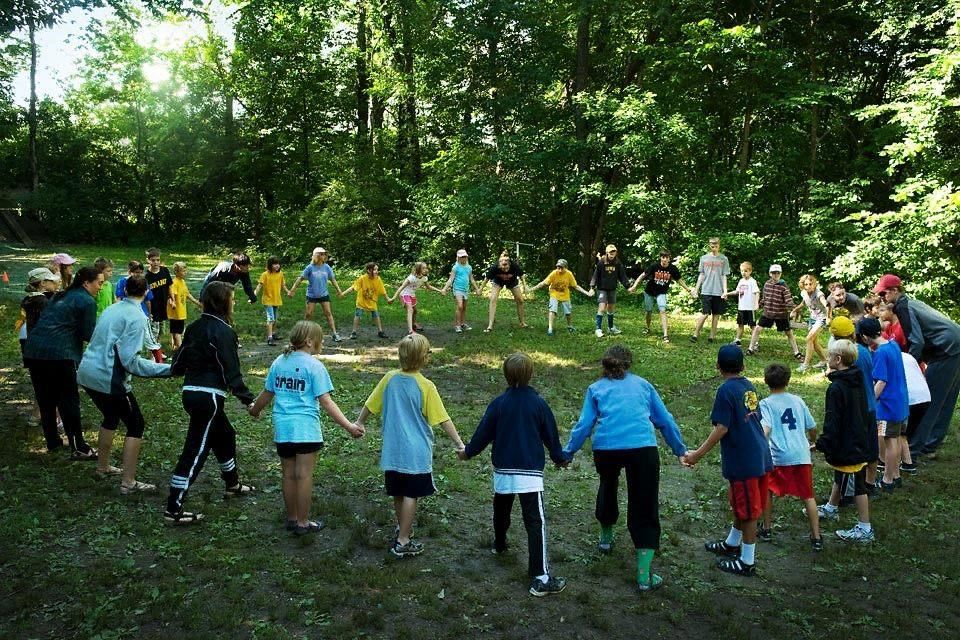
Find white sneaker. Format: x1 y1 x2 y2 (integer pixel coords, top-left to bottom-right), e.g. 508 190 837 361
608 326 622 335
595 329 604 338
836 524 875 543
810 503 839 520
454 325 463 333
797 363 810 373
462 323 472 331
333 333 342 342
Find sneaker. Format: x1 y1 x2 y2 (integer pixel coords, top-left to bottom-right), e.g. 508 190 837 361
547 329 554 336
333 333 342 342
164 510 204 525
732 339 742 346
567 326 575 333
757 525 772 542
267 336 276 346
637 574 664 593
876 460 885 472
120 480 156 495
595 328 604 338
644 327 652 335
390 540 424 557
794 351 804 361
662 336 670 343
529 576 567 597
454 325 463 333
689 335 698 343
70 447 98 461
608 326 622 335
900 462 918 475
377 331 388 339
349 331 358 339
836 524 875 543
704 540 740 557
598 540 613 555
810 536 823 552
707 337 715 344
716 557 755 577
797 363 809 373
462 323 472 331
294 520 325 536
746 347 758 356
491 544 508 555
812 503 839 520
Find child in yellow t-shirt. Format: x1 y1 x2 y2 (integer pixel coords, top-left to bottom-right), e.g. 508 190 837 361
167 262 202 350
528 259 594 335
254 256 290 346
340 262 388 339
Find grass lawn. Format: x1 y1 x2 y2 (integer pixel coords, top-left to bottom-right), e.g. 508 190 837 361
0 244 958 639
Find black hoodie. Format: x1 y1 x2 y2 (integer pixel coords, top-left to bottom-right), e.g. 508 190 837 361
815 367 871 467
170 313 254 405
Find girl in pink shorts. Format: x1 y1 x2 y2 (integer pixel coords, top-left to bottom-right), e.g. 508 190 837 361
389 262 444 335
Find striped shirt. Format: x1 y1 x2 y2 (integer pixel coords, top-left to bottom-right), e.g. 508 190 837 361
760 279 795 319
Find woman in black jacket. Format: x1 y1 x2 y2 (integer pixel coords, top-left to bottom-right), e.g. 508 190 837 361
165 281 256 525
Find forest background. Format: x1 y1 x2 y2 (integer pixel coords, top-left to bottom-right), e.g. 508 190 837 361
1 0 958 306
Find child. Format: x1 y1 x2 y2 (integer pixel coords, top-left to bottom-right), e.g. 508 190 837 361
857 317 909 493
862 295 880 318
690 237 731 343
728 262 759 347
165 281 257 525
878 302 907 351
93 257 116 319
50 252 76 289
565 345 689 592
117 261 163 362
814 340 874 543
255 256 289 346
389 262 443 335
458 353 568 596
17 268 60 425
628 250 690 342
683 345 772 577
590 244 632 338
340 262 388 339
747 264 801 360
145 248 173 353
166 262 201 350
758 364 821 551
248 321 365 534
288 247 343 342
792 274 830 372
528 259 593 336
440 249 482 333
356 333 466 557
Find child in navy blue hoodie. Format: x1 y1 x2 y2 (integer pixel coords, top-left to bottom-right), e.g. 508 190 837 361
459 352 568 597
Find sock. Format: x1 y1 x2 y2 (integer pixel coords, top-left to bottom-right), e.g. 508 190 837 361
535 573 549 583
725 526 743 547
858 521 872 532
595 314 603 330
600 525 614 544
740 542 756 565
607 313 615 328
636 548 655 583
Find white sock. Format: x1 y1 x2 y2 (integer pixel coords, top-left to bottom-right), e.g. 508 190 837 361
725 526 743 547
858 521 872 532
535 573 549 583
740 542 756 565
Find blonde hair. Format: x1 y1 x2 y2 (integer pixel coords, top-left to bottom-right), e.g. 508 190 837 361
398 333 431 371
284 320 324 356
740 261 753 271
173 261 187 277
828 339 858 367
503 353 534 387
412 261 428 277
798 274 819 288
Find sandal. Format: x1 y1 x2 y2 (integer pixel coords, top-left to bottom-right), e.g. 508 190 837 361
120 480 156 495
223 483 255 499
285 519 298 531
294 520 325 536
704 540 740 556
716 557 756 577
96 465 122 477
637 573 664 593
70 447 98 461
164 510 204 525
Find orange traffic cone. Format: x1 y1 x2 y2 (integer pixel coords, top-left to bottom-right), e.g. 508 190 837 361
1 271 8 284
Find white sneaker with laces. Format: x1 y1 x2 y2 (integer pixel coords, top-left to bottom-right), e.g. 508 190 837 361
608 326 622 335
836 524 874 543
812 503 839 520
595 328 604 338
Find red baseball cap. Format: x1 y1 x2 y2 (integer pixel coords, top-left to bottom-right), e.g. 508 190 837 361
872 274 902 293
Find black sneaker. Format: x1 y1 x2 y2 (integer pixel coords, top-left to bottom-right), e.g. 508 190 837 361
689 335 698 343
810 536 823 552
349 331 358 340
377 331 388 339
794 351 804 361
757 526 772 542
529 576 567 597
390 540 424 558
900 462 919 475
294 520 325 536
893 477 903 488
267 336 276 346
704 540 740 557
716 557 755 577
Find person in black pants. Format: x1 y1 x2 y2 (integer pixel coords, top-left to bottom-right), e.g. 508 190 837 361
563 345 690 592
165 281 256 525
459 353 568 597
23 266 105 457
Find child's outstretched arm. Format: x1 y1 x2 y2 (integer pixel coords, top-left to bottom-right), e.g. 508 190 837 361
564 389 600 460
282 276 290 296
538 403 568 468
647 389 689 458
330 278 343 296
528 276 549 292
288 275 304 297
682 423 728 466
247 390 275 418
389 281 406 304
575 284 593 297
254 282 263 298
459 400 499 460
469 272 482 295
319 393 365 438
339 283 356 299
439 419 466 451
440 269 455 295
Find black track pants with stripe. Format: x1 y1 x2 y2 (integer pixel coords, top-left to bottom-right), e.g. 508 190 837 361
493 491 549 577
167 390 240 513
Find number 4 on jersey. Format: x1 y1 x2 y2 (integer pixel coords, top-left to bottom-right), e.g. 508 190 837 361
780 407 797 430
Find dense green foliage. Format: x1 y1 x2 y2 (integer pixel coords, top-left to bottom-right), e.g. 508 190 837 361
1 1 959 304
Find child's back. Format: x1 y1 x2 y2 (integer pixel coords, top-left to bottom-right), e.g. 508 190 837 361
713 375 772 480
368 369 449 472
759 391 815 466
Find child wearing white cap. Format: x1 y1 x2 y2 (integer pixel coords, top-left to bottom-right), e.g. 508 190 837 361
440 249 481 333
288 247 343 342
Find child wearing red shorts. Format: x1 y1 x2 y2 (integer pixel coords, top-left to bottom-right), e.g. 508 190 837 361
683 345 772 577
758 364 822 551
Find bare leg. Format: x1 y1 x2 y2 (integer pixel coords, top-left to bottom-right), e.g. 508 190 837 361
352 315 360 333
281 457 297 521
406 304 415 333
320 301 337 335
566 313 573 327
737 517 758 545
785 330 800 355
512 287 526 326
266 320 274 340
899 435 913 465
120 437 143 485
395 496 418 545
828 482 840 507
96 428 116 472
709 313 719 340
762 491 774 529
645 312 652 331
660 311 668 338
883 438 900 484
547 311 556 332
487 286 500 330
854 494 870 524
803 498 821 538
748 325 762 350
375 314 384 332
866 460 877 486
305 301 316 320
693 313 708 338
295 452 318 525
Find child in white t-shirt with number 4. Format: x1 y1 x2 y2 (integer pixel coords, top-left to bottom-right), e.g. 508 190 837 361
725 261 759 347
248 321 365 536
389 262 444 335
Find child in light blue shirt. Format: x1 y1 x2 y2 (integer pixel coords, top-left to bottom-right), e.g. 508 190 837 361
758 363 821 550
249 321 364 536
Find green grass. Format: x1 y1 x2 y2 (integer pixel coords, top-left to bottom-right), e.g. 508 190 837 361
1 243 958 639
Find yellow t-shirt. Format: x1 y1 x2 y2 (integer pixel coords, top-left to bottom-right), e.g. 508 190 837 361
831 462 867 474
258 270 285 307
353 274 387 311
546 269 578 302
167 277 189 321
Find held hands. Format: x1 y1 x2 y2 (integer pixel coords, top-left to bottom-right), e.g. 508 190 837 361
247 403 260 419
456 448 467 461
346 423 365 438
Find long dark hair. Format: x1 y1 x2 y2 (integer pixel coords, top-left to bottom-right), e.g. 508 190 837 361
601 345 632 380
202 281 235 325
52 266 100 303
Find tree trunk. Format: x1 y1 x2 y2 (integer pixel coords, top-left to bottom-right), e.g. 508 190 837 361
356 0 370 147
27 17 39 198
371 93 385 153
399 2 422 183
573 0 595 280
737 105 752 171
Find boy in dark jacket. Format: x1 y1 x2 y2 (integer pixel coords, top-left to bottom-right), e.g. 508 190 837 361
815 339 874 543
459 353 568 597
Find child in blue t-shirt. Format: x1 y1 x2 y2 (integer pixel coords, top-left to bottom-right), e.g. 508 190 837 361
440 249 481 333
758 363 821 551
248 320 364 535
684 345 772 577
356 333 465 557
857 317 909 493
288 247 343 341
